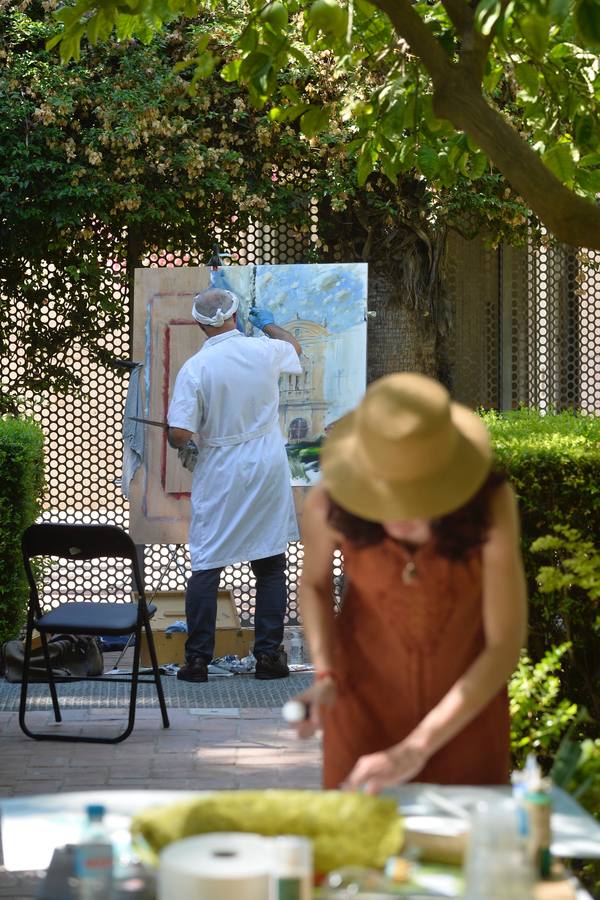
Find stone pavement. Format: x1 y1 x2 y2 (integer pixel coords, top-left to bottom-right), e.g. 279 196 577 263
0 700 321 896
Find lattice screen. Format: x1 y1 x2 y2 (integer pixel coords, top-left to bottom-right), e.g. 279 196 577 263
444 234 600 414
512 243 600 414
3 227 598 629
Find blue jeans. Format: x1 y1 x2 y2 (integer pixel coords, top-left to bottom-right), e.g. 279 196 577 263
184 553 287 662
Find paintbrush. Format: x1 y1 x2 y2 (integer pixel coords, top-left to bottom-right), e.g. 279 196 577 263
126 416 168 429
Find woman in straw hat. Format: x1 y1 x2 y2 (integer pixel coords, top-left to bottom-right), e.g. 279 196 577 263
294 372 527 792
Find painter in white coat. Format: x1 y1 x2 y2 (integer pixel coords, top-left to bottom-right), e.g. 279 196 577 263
167 289 304 682
168 328 302 569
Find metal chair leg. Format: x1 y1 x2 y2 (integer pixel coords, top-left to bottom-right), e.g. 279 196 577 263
39 631 62 722
143 620 170 728
19 616 63 740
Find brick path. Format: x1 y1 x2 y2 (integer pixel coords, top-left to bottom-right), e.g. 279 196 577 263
0 706 321 897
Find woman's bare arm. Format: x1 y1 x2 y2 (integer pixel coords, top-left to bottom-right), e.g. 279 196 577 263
298 483 340 674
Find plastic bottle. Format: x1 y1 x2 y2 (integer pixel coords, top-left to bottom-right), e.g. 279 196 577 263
269 835 312 900
463 799 534 900
289 630 304 666
75 803 114 899
525 775 553 878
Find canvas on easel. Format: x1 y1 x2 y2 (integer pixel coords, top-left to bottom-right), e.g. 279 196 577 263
127 263 367 545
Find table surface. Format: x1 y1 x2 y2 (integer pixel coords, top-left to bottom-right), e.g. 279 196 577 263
1 785 598 898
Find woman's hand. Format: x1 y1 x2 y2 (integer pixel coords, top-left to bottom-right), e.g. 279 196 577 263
290 675 338 739
343 739 428 794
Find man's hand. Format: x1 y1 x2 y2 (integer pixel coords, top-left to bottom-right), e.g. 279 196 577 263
249 307 275 331
177 440 198 472
343 739 429 794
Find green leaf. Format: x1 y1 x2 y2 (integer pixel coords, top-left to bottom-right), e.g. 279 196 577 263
86 13 103 45
193 52 217 79
549 0 571 23
259 1 289 30
54 6 83 27
416 145 439 180
269 102 310 121
196 33 212 51
542 141 577 185
575 0 600 46
307 0 348 38
574 112 595 149
575 168 600 193
459 150 488 178
221 58 242 82
299 104 330 137
514 62 539 96
238 24 259 52
115 13 138 40
45 32 64 51
288 46 312 67
356 140 378 185
381 153 401 183
475 0 502 35
579 151 600 166
280 85 300 102
380 101 405 140
469 151 488 178
519 13 551 57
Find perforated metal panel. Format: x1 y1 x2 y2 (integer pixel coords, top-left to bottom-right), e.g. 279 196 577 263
445 234 600 413
512 242 600 413
3 228 599 632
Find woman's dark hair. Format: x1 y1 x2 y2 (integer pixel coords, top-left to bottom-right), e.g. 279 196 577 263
326 468 508 561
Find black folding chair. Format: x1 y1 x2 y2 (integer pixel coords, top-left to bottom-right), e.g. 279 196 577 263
19 523 170 743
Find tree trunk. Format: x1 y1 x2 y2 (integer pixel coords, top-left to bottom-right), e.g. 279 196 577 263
319 202 451 386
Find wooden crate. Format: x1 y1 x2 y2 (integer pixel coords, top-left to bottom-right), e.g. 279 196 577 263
140 627 254 666
139 588 251 666
141 589 239 630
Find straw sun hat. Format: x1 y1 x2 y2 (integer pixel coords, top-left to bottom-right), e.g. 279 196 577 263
320 373 492 522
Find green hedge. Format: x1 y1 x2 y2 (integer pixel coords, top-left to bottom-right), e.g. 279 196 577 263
0 418 45 644
482 409 600 723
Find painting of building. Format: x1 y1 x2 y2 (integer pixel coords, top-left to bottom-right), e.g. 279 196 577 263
212 262 368 485
279 319 328 443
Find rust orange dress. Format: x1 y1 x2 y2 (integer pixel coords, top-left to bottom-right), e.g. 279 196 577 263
322 536 510 789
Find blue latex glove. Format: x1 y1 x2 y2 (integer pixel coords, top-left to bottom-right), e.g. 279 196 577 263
248 307 275 331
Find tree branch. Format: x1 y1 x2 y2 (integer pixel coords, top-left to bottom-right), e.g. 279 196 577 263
369 0 600 249
438 0 473 33
369 0 451 83
433 72 600 249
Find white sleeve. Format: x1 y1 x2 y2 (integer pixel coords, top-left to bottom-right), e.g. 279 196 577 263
269 337 302 375
167 364 203 432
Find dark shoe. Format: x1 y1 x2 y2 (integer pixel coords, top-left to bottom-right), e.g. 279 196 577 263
255 647 289 680
177 657 208 683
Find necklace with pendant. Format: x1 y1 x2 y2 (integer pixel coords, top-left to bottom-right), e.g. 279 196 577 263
402 560 418 585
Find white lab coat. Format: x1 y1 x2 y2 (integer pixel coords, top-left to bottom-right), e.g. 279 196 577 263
167 330 302 570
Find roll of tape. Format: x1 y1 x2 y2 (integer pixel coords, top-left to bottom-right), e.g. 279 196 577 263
158 832 271 900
